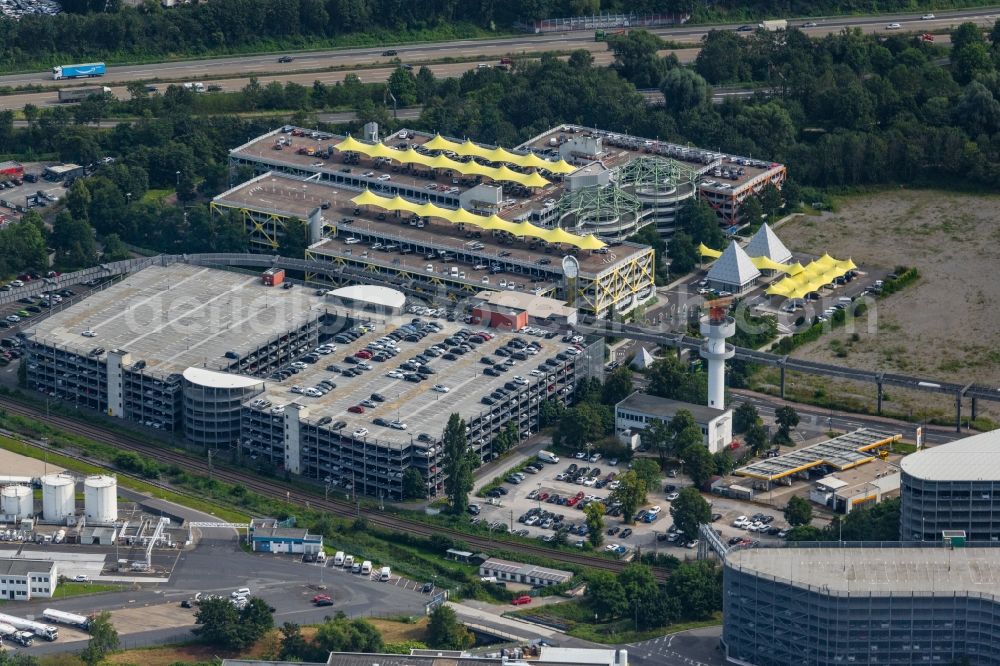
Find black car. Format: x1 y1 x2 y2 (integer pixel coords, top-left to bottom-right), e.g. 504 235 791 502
442 353 457 361
480 356 494 365
382 49 398 56
484 368 500 377
181 599 193 608
736 24 753 31
481 396 496 405
331 420 347 430
373 417 390 427
371 393 386 402
421 581 434 593
278 56 294 63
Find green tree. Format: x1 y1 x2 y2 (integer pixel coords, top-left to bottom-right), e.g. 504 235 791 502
667 230 699 277
279 622 319 661
664 561 722 620
426 605 473 650
280 216 311 258
681 443 715 489
660 67 711 113
193 597 242 648
744 421 768 455
631 457 661 494
584 501 605 547
442 413 472 515
539 399 566 428
608 29 671 88
609 470 646 524
601 366 633 405
586 570 627 619
784 496 813 527
669 410 704 460
388 67 419 107
738 195 764 227
669 487 711 538
774 405 800 443
101 233 132 262
51 211 98 270
80 611 120 666
733 402 759 433
759 183 784 219
402 468 426 500
643 417 673 465
314 613 384 653
648 355 707 405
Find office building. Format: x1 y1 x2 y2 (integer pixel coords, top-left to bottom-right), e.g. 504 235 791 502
615 392 732 454
0 559 58 600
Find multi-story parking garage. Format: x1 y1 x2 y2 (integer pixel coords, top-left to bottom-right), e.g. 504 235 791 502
23 263 600 499
723 544 1000 666
900 429 1000 542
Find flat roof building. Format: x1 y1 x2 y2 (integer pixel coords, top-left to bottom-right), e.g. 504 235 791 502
808 458 900 514
478 557 573 587
615 392 732 454
901 429 1000 542
0 558 58 600
723 545 1000 666
249 518 323 554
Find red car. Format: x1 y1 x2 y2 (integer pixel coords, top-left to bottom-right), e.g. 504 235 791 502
348 405 365 414
511 595 532 606
537 492 549 501
355 350 373 359
311 594 331 603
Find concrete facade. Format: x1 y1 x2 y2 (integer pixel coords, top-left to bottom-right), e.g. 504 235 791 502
0 559 57 600
615 392 732 454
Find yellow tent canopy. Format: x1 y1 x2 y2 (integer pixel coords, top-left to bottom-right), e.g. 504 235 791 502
521 153 552 170
547 159 577 174
365 143 396 159
389 195 421 215
578 234 607 250
752 255 791 272
541 227 580 245
509 221 546 238
351 190 387 208
335 135 369 153
698 243 722 259
521 171 552 188
423 134 459 151
460 139 495 161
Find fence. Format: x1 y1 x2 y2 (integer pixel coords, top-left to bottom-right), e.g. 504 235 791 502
517 12 690 33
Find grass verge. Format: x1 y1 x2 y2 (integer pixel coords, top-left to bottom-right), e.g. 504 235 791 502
512 599 721 643
53 581 122 598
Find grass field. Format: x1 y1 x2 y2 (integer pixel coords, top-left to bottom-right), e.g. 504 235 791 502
53 581 122 598
763 189 1000 423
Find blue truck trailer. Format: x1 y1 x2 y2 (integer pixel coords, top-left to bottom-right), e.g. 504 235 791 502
52 62 106 80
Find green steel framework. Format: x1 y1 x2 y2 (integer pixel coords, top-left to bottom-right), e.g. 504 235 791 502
554 183 642 227
615 155 699 194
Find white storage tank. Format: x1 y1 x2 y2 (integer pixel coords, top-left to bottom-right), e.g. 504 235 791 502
41 474 76 522
83 475 117 523
1 485 33 519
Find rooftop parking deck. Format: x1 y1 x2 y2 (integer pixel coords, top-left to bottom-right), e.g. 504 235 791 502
214 175 338 219
252 319 581 446
29 264 327 379
318 201 647 277
726 546 1000 596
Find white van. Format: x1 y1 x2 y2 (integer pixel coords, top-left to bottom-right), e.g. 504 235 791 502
838 297 853 304
378 566 391 581
343 555 355 568
231 587 251 598
333 551 345 566
316 551 326 563
360 560 373 575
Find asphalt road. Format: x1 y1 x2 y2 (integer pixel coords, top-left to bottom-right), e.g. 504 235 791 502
0 8 992 111
626 626 725 666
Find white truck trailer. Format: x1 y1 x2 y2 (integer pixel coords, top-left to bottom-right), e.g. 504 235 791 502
42 608 91 629
0 612 58 640
0 622 35 646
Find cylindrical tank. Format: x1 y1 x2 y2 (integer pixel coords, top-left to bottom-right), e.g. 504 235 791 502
41 474 75 522
1 485 33 519
83 475 117 523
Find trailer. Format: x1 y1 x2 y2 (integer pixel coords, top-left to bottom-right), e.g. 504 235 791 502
57 86 112 103
42 608 91 630
0 612 58 641
52 63 106 80
759 19 787 31
0 623 34 647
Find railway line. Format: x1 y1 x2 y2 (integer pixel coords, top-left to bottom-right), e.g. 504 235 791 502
0 395 654 577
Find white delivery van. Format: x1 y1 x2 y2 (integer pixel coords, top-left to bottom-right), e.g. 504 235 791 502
232 587 251 598
316 550 326 563
343 554 355 568
360 560 373 575
537 450 560 464
333 551 345 566
378 566 391 581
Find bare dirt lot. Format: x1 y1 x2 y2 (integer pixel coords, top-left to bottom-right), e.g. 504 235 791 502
0 444 65 477
773 189 1000 423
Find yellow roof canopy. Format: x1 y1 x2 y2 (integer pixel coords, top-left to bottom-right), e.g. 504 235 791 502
698 243 722 259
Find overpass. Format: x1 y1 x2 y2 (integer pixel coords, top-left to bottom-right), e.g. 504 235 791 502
5 252 995 430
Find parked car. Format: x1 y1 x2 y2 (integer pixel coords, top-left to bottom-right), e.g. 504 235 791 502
511 595 532 606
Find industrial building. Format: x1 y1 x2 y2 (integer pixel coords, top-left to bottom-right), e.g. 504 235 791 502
615 392 732 454
0 559 58 600
24 263 601 499
901 429 1000 542
249 518 323 554
478 557 573 587
722 544 1000 666
225 645 629 666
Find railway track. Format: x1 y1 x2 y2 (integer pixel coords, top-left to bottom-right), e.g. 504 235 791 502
0 396 661 577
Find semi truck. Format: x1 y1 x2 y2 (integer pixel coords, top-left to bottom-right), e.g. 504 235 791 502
0 622 34 647
0 612 58 641
52 63 106 80
57 86 112 103
42 608 91 630
759 19 788 31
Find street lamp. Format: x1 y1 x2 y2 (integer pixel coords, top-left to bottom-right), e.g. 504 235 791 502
175 171 181 187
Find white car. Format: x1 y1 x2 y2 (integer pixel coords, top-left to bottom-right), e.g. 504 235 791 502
921 13 934 19
345 237 361 245
886 22 901 29
665 492 679 501
377 174 391 181
353 428 369 438
10 280 23 287
513 376 528 385
432 384 450 393
5 315 20 323
647 505 662 516
72 574 88 582
530 370 543 376
390 420 407 430
290 361 308 369
81 330 97 337
387 370 404 379
733 516 749 527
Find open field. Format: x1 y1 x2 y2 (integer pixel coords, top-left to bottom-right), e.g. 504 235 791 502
771 189 1000 423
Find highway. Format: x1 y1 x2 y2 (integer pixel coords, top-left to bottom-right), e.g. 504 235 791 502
0 7 993 111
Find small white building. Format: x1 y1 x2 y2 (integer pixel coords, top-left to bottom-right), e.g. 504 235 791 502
705 240 761 295
615 392 732 454
809 459 901 515
478 557 572 587
0 559 58 600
